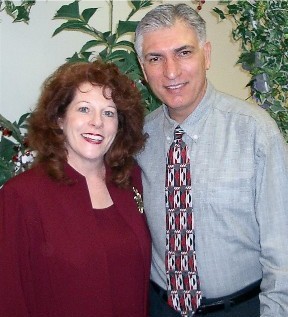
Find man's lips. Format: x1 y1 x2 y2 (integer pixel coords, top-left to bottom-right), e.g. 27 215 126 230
165 82 187 90
81 133 104 143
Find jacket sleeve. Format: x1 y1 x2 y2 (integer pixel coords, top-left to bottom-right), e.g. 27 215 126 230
0 183 31 317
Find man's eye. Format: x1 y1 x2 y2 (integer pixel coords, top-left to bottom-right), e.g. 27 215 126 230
148 56 161 63
78 106 89 113
179 50 192 57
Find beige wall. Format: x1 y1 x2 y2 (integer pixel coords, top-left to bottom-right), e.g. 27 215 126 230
202 1 250 99
0 0 251 122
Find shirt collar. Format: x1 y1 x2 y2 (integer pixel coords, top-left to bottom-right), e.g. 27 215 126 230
163 81 216 140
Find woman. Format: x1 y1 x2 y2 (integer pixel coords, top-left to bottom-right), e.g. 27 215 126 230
0 61 151 317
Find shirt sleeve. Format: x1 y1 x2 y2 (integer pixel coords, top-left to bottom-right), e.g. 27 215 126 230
0 183 31 317
255 131 288 316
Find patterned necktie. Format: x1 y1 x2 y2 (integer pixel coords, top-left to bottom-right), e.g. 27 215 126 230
165 125 202 316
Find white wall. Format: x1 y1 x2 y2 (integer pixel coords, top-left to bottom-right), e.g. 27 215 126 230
0 0 251 122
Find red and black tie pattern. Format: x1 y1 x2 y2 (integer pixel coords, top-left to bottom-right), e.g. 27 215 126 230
165 125 202 316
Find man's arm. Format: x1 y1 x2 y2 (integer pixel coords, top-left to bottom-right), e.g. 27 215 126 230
255 130 288 316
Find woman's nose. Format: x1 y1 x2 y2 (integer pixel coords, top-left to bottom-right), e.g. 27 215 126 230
89 112 103 128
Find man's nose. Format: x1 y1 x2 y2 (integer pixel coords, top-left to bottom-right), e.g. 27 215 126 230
163 57 181 79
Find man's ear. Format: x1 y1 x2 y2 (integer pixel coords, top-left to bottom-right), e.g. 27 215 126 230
138 57 148 82
203 41 211 70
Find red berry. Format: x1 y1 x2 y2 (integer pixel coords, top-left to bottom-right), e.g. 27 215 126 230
3 128 12 137
12 155 18 162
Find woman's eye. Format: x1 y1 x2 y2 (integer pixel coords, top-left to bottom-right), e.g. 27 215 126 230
78 106 89 113
104 110 115 117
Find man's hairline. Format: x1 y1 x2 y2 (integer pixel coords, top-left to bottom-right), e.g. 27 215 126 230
136 19 206 62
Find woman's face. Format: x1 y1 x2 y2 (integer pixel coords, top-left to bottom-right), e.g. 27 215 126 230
59 82 118 168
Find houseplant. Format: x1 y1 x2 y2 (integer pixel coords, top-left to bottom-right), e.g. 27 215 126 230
52 0 161 113
0 0 36 23
0 0 160 186
214 0 288 142
0 0 36 186
0 113 34 186
1 0 287 186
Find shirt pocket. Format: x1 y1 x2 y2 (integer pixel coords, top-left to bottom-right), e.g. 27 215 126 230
206 168 255 213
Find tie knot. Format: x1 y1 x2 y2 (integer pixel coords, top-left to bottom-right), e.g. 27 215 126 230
174 125 185 140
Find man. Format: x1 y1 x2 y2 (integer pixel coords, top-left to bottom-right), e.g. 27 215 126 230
135 3 288 317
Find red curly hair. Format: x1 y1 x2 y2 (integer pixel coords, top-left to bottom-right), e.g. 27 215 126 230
28 60 146 187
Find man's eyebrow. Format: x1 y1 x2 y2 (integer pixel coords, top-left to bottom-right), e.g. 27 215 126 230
144 45 195 59
174 45 194 53
144 52 162 59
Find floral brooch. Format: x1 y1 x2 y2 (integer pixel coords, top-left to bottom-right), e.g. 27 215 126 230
132 187 144 214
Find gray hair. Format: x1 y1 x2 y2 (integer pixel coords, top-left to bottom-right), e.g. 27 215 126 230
135 3 207 61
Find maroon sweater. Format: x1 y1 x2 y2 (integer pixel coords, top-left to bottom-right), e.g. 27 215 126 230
0 163 151 317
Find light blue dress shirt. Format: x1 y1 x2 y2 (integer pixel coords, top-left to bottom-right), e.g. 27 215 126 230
137 82 288 316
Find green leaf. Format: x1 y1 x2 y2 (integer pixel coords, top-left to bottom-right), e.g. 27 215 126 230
22 0 36 6
4 1 16 11
81 7 97 23
52 21 91 37
102 31 112 41
0 114 21 142
80 40 105 52
105 33 116 46
81 51 93 60
4 1 16 17
117 20 138 37
213 7 226 20
131 0 153 11
112 51 139 73
114 40 135 50
99 47 109 60
227 4 240 15
17 112 30 127
0 137 17 160
66 52 90 63
53 1 80 20
14 6 29 22
105 49 131 62
270 100 286 113
0 160 14 187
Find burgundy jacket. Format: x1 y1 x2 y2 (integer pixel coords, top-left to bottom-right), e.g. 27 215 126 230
0 163 151 317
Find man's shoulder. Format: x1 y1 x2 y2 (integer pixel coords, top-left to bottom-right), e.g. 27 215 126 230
213 90 278 128
144 106 164 131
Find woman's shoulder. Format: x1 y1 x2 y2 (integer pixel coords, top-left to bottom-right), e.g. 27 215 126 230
130 162 142 192
2 164 49 191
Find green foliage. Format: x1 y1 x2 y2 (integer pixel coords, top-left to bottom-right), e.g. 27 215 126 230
0 113 34 186
0 0 36 23
52 0 161 113
214 0 288 142
0 0 36 186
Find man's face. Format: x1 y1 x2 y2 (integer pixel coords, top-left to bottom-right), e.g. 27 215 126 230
140 20 211 122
